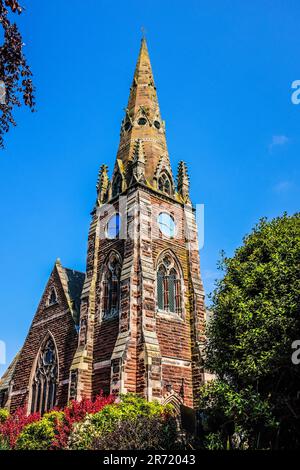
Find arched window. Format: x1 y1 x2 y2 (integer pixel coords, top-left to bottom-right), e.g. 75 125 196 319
158 172 172 195
30 337 58 414
48 287 58 306
112 174 122 198
157 254 182 314
102 253 122 320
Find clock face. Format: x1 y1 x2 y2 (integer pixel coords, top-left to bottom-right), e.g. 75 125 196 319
158 212 176 238
107 214 121 239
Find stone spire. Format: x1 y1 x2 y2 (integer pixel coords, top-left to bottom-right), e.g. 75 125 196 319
96 164 110 206
177 161 190 203
116 38 172 187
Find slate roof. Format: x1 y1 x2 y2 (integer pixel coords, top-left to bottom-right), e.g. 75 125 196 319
63 267 85 325
0 352 20 391
54 259 85 326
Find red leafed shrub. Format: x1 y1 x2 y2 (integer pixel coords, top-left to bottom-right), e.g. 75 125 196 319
0 407 40 448
52 393 115 449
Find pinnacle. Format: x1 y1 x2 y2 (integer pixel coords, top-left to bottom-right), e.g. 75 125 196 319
133 139 146 164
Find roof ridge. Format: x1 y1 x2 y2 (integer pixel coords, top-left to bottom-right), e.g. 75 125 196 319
63 266 86 275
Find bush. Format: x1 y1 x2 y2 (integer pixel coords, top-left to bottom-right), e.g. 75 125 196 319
203 432 227 450
16 418 56 450
15 410 68 450
0 409 9 424
43 410 64 425
52 392 114 449
0 435 10 450
0 407 40 449
0 393 114 450
0 394 179 450
69 394 175 450
92 414 178 450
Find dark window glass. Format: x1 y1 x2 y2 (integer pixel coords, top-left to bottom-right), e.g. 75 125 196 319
0 389 8 408
156 259 182 315
48 288 57 306
31 337 57 415
157 269 164 310
168 271 176 313
102 255 121 320
175 279 182 313
138 117 147 126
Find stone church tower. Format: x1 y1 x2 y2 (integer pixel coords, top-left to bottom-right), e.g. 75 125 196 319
70 38 206 409
0 39 206 413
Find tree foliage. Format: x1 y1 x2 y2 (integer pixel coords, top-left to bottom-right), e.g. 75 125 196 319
0 0 35 148
199 380 277 449
203 213 300 448
69 394 175 450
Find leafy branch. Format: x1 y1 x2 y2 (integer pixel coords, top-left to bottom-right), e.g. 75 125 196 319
0 0 35 148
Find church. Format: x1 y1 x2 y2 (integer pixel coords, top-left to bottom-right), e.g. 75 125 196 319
0 39 206 414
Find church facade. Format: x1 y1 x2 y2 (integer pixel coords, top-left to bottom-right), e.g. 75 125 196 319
0 39 206 414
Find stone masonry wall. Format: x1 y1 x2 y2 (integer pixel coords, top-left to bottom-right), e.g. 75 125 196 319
9 267 78 412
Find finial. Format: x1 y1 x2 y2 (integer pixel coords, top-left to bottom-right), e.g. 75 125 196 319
141 26 147 39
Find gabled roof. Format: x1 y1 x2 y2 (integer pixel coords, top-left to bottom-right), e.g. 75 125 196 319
0 352 20 391
0 263 85 388
55 259 85 325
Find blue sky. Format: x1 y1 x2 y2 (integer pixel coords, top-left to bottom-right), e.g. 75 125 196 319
0 0 299 375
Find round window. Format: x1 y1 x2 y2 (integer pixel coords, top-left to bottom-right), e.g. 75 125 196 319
107 214 121 239
138 117 147 126
158 212 176 238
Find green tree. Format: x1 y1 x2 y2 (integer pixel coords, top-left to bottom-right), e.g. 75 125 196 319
203 213 300 449
199 380 277 449
0 0 35 148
